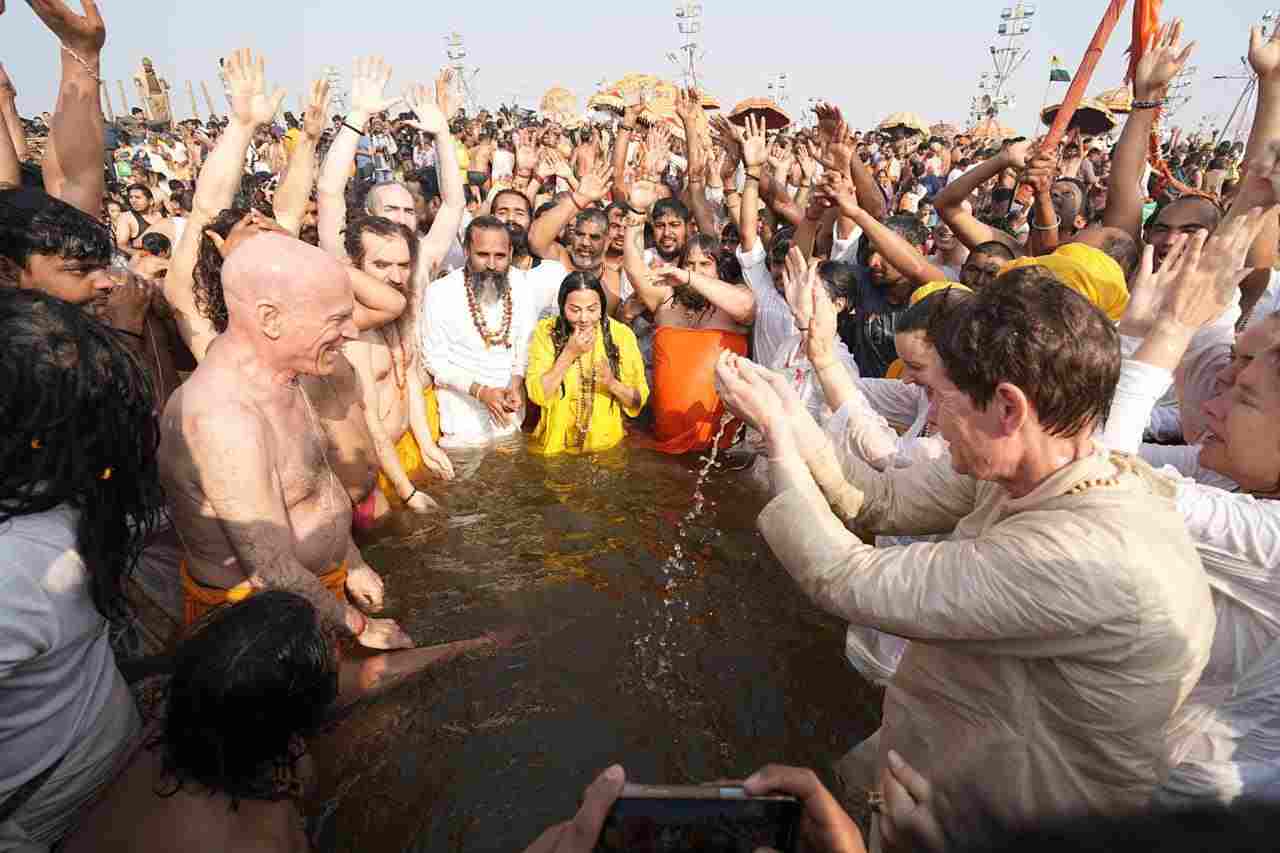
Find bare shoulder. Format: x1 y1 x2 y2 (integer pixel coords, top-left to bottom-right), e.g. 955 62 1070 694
163 367 265 451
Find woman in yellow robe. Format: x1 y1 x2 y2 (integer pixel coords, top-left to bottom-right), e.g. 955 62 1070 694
525 272 649 455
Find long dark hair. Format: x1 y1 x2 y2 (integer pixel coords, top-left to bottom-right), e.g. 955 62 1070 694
0 289 164 625
193 205 275 333
671 233 725 320
154 591 338 807
550 273 621 404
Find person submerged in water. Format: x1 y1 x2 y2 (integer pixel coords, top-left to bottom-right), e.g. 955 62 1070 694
621 179 755 455
525 273 648 455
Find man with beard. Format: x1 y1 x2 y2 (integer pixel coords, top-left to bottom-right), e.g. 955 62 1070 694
527 162 633 315
343 217 454 528
420 216 533 447
622 180 754 454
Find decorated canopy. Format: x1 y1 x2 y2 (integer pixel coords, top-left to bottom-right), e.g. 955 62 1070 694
969 117 1019 141
1040 97 1118 136
539 86 578 121
877 111 930 138
727 97 791 130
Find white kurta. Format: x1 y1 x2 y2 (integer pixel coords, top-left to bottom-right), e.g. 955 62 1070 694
419 268 533 447
1103 357 1280 805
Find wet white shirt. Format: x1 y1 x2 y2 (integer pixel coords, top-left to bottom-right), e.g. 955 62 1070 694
736 242 797 368
1102 357 1280 805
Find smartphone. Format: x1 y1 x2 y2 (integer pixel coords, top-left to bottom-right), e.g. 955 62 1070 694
594 784 802 853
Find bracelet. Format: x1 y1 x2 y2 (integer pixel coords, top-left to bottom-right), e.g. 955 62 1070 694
60 45 100 82
469 382 481 399
1131 99 1166 111
1031 214 1062 231
744 173 761 183
342 120 365 136
405 487 420 503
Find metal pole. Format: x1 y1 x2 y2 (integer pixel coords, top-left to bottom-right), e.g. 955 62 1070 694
1214 77 1256 148
1015 0 1132 207
100 81 114 122
201 81 217 119
117 80 130 114
186 81 199 121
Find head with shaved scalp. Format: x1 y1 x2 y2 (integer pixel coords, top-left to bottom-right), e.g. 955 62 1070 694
222 233 359 377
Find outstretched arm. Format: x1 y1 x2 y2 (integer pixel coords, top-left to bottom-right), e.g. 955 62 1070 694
1230 21 1280 310
1107 20 1196 239
0 65 27 180
658 266 755 325
317 56 399 261
0 91 18 187
822 172 948 285
934 140 1028 253
28 0 106 215
273 78 329 236
416 70 465 277
737 114 768 254
620 182 670 313
677 87 717 236
165 48 284 361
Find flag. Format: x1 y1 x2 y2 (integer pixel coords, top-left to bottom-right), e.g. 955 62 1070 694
1050 56 1072 83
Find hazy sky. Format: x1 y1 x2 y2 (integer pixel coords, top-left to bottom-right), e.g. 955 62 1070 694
2 1 1274 138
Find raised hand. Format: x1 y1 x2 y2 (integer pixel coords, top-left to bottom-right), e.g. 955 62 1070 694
223 48 287 129
818 170 860 218
710 113 744 164
768 139 796 182
515 128 539 175
644 123 672 175
1136 19 1196 100
405 82 448 136
348 55 398 120
302 78 330 140
741 114 768 170
1153 206 1273 330
814 101 843 149
578 162 614 203
434 68 457 123
797 140 820 184
1000 137 1034 171
782 247 814 333
629 178 658 214
26 0 105 58
1250 18 1280 83
1022 152 1058 197
808 272 841 369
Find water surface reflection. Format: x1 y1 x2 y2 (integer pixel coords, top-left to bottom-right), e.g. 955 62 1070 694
308 440 882 852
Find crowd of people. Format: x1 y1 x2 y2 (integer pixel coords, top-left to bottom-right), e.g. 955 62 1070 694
4 0 1280 850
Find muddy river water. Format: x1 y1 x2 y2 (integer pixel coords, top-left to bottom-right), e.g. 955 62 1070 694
307 440 882 852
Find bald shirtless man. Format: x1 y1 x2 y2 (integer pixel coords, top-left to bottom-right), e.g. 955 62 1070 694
159 233 409 648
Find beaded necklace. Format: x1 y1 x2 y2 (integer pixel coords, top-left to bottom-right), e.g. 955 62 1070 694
572 351 596 450
378 323 408 392
464 273 513 349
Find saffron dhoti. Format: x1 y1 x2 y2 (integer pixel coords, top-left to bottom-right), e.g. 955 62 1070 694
649 326 749 454
180 561 348 627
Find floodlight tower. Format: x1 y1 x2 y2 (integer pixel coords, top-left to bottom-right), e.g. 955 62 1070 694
444 32 481 114
1166 64 1197 116
766 72 790 108
322 65 347 116
977 2 1036 121
666 2 705 90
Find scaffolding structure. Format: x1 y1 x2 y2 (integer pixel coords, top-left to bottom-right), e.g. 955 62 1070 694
666 2 706 90
969 2 1037 126
444 32 480 114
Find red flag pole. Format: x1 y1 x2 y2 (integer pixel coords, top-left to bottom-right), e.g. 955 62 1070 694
1015 0 1132 206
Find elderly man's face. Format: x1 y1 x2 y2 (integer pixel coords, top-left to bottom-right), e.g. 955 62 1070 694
368 185 418 231
1200 314 1280 492
928 365 1012 483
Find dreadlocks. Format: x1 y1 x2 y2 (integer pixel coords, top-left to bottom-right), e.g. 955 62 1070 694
0 289 164 625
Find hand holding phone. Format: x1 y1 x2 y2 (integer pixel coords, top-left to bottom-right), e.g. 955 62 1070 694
594 783 802 853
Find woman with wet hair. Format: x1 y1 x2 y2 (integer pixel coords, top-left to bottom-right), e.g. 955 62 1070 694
525 272 648 454
0 288 164 847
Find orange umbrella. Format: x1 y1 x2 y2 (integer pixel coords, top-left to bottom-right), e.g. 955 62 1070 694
728 97 791 130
